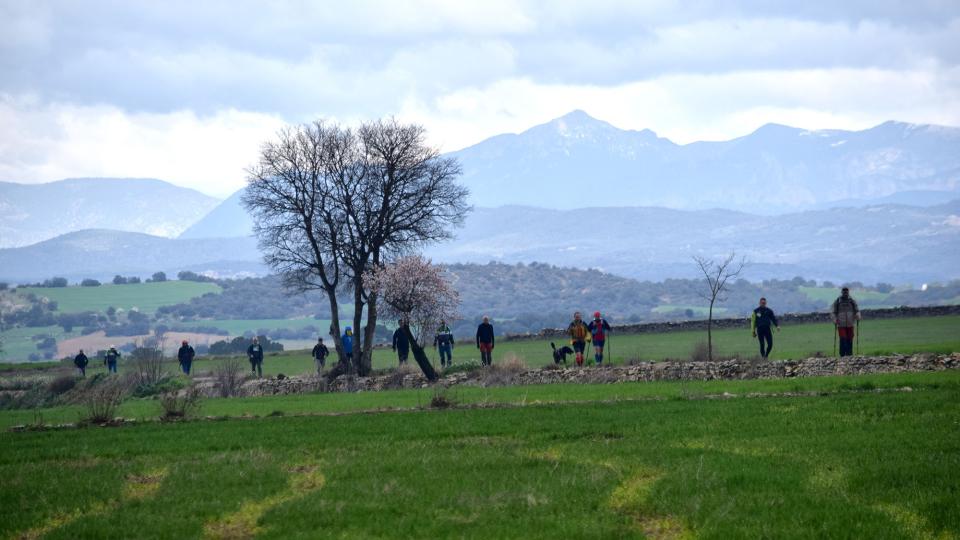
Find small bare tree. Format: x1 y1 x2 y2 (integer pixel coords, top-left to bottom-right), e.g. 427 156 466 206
693 252 745 362
366 255 460 381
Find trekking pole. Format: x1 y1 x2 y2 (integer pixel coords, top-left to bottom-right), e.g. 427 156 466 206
833 322 837 357
856 319 860 356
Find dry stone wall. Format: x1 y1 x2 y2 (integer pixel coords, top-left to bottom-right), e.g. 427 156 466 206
217 353 959 398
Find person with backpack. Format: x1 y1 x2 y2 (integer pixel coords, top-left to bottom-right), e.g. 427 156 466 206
476 316 495 366
74 349 89 377
392 319 410 366
312 337 329 374
832 287 861 357
750 297 780 359
177 339 196 375
104 345 121 373
567 312 592 367
247 337 264 378
434 320 454 368
588 311 611 365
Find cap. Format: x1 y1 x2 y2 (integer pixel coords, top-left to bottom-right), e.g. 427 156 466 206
593 311 601 318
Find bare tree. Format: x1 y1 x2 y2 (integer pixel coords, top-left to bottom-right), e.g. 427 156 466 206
366 255 460 380
693 252 745 361
337 119 468 376
242 121 350 362
243 118 469 377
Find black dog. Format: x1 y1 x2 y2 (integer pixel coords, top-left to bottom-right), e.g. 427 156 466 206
550 342 574 365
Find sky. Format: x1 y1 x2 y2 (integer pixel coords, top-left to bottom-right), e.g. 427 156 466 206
2 1 959 198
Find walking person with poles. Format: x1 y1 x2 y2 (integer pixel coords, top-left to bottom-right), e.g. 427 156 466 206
750 297 780 359
588 311 611 366
831 287 861 357
567 312 591 367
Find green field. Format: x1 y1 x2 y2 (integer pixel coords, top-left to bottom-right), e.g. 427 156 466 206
190 318 335 336
18 281 222 314
1 371 957 538
799 286 892 306
0 325 78 361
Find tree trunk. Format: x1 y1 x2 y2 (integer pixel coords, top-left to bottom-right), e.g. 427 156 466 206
351 284 367 376
361 290 378 377
707 300 714 362
403 325 438 381
326 291 345 365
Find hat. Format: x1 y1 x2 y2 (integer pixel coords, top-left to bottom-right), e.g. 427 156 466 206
593 311 601 318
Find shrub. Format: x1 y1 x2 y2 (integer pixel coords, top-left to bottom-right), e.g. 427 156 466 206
80 278 101 287
429 388 456 409
159 385 202 421
442 360 483 375
482 353 528 386
129 345 166 389
213 358 246 398
689 341 710 362
47 375 77 396
81 378 127 424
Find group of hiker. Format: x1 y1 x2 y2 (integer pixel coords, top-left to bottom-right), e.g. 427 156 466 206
70 287 865 377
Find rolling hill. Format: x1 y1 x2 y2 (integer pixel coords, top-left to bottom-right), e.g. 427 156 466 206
0 178 220 248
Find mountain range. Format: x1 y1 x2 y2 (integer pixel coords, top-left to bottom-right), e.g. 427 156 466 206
449 111 960 213
0 178 220 248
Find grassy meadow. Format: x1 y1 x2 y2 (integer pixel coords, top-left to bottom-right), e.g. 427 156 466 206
18 281 222 313
1 370 958 539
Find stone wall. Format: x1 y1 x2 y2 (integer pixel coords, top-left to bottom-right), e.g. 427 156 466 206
216 353 958 398
505 304 960 341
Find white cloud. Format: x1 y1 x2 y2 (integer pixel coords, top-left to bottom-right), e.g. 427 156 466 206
0 95 285 197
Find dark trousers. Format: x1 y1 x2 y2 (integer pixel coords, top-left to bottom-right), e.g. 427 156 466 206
397 349 409 365
106 360 117 373
438 344 452 366
180 361 192 375
77 366 86 377
837 326 855 357
756 326 773 358
250 359 262 377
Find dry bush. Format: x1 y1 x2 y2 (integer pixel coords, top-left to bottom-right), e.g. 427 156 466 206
129 344 167 388
429 388 456 409
160 385 202 421
383 364 418 390
689 341 710 362
213 358 246 398
46 374 77 396
81 378 127 424
482 353 528 386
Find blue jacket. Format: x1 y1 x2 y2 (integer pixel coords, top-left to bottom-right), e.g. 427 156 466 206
342 333 353 355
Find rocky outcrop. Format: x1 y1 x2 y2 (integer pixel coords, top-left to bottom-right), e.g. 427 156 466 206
221 353 959 398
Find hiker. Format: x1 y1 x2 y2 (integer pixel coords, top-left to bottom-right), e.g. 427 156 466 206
476 316 495 366
74 349 89 377
392 319 410 366
567 312 591 366
434 319 454 368
247 337 264 378
312 337 329 374
104 345 121 373
832 287 861 357
588 311 611 365
177 339 196 375
342 327 353 361
750 297 780 359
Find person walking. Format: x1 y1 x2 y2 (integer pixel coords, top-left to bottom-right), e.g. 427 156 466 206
74 349 89 377
434 319 454 368
587 311 611 365
750 297 780 359
341 327 354 361
312 337 329 374
567 312 592 366
177 339 196 375
832 287 861 357
104 345 121 374
476 316 495 366
392 320 410 366
247 337 264 378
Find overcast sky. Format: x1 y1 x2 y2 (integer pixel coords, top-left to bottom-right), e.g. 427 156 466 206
2 1 959 197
